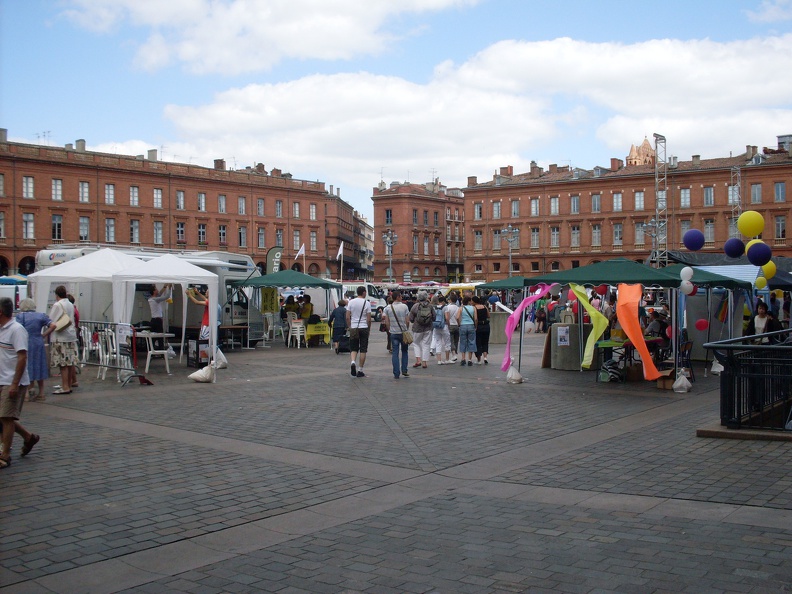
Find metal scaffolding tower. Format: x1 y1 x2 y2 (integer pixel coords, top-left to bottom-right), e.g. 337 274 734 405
730 165 742 237
649 133 669 268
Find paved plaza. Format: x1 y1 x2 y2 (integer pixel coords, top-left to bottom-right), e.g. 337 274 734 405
2 330 792 593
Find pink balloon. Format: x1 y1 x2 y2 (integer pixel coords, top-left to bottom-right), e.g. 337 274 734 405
689 285 698 296
595 284 608 296
665 326 672 339
695 319 709 331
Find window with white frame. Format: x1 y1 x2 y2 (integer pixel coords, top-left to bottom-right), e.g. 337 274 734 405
51 214 63 240
571 225 580 247
550 226 560 247
412 209 418 225
550 196 559 215
257 227 265 248
219 225 227 245
310 203 317 221
776 215 786 239
434 237 439 255
385 209 393 225
727 185 739 205
275 229 283 246
153 188 162 209
310 231 317 251
751 183 762 204
531 198 539 216
511 200 520 217
51 179 63 201
474 230 482 251
105 183 115 204
531 227 540 249
0 213 4 238
79 181 90 203
218 194 226 213
703 186 714 207
493 229 501 248
656 190 666 209
474 204 482 220
704 219 715 242
475 263 483 273
493 201 501 219
434 211 439 226
413 235 418 253
129 186 139 206
680 219 691 238
176 222 185 242
613 192 622 212
238 196 246 215
423 236 429 255
197 192 206 211
23 213 34 239
257 198 265 216
105 218 116 242
591 193 601 213
775 182 786 202
239 226 247 247
570 195 579 214
728 217 738 237
293 230 300 250
198 224 206 244
293 202 300 218
613 223 623 246
0 173 4 196
635 223 645 244
680 188 690 208
592 224 601 246
130 219 140 243
176 190 185 210
423 210 429 225
23 176 34 199
153 221 163 245
634 191 644 211
275 200 283 217
79 216 90 241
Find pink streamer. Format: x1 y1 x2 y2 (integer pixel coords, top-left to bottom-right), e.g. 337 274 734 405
500 283 557 372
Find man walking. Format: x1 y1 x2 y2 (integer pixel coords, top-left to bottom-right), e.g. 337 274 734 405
346 286 371 378
0 297 38 468
383 290 410 379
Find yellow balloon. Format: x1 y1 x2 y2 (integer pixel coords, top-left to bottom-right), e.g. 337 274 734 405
745 239 764 252
755 276 767 289
737 210 765 237
762 261 776 280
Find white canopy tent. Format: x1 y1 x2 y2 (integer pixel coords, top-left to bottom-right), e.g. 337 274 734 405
111 254 219 368
27 248 145 316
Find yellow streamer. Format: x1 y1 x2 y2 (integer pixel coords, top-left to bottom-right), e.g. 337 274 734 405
569 283 610 368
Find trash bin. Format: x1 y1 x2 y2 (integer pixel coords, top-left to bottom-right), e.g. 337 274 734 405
188 339 209 368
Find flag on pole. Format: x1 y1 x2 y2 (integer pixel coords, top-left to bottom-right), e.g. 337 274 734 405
336 241 344 261
294 243 305 261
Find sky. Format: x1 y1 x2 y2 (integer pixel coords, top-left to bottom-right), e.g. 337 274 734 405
3 0 792 223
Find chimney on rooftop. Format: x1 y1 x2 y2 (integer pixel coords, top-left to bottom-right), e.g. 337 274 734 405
255 163 266 174
467 176 477 187
692 155 701 166
610 158 623 171
148 149 158 161
499 165 513 176
271 168 281 177
530 161 542 176
0 129 7 143
214 159 226 170
76 139 86 152
549 164 557 174
65 143 74 151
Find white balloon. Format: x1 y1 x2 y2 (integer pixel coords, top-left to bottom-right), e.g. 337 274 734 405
680 280 694 295
680 266 694 281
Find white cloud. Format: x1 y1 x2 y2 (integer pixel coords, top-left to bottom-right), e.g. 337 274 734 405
746 0 792 22
61 0 479 74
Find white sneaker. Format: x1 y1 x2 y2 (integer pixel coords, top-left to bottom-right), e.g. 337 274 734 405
451 357 458 362
477 360 483 365
437 360 443 365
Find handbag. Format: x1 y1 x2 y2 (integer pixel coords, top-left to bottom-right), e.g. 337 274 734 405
379 322 387 332
54 312 72 331
391 304 413 344
348 302 366 339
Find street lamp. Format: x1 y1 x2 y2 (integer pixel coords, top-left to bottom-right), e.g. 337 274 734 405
500 223 520 277
382 229 398 282
644 217 665 268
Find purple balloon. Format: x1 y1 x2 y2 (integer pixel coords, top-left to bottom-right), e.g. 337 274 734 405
723 237 745 258
747 242 772 266
683 229 706 251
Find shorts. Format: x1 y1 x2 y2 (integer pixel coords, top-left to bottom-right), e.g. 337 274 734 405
0 385 28 420
349 327 370 353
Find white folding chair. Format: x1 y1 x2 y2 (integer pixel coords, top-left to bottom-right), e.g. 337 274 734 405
144 333 171 374
288 319 306 348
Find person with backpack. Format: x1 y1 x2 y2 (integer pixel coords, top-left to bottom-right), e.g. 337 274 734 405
432 294 452 365
408 290 434 369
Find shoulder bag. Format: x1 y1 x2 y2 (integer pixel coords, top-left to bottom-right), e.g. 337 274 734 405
53 302 72 331
391 304 413 344
348 301 366 339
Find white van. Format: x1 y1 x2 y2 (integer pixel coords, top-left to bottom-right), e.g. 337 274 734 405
341 282 387 321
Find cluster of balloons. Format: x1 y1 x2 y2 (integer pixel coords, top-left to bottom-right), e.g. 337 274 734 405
727 210 775 289
679 265 697 296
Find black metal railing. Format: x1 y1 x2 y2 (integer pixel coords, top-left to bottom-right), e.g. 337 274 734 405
705 329 792 430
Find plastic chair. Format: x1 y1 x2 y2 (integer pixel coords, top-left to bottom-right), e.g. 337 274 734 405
97 329 117 380
288 319 306 348
679 340 695 382
144 333 171 374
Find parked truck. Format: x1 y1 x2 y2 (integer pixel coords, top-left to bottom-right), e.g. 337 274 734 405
340 281 387 321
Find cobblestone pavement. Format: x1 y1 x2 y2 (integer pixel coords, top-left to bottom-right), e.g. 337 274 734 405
2 331 792 593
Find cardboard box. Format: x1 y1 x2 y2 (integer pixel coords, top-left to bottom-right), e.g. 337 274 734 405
656 369 674 390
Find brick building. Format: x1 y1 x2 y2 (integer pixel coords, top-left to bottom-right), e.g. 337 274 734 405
463 137 792 281
0 129 372 279
372 180 465 283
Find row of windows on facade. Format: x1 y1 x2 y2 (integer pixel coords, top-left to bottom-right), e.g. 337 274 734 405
11 214 322 250
470 261 565 274
385 239 463 260
383 207 463 227
471 184 788 220
386 266 445 278
471 216 788 250
0 175 319 219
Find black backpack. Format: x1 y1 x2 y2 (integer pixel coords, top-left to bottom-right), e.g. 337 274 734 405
417 302 434 326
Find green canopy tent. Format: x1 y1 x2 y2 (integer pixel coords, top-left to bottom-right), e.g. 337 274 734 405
232 269 341 290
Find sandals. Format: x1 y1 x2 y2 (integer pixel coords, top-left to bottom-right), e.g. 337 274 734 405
412 363 422 368
0 457 10 469
22 434 39 457
52 389 72 395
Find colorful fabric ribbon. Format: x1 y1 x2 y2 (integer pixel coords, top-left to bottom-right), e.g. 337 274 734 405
568 283 610 368
616 283 661 381
500 283 557 372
